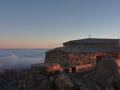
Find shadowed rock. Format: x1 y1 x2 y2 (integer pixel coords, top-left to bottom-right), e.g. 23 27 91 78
94 58 119 89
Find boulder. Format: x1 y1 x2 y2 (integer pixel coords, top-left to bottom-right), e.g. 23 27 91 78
17 80 25 90
55 72 74 90
94 58 119 89
38 79 50 90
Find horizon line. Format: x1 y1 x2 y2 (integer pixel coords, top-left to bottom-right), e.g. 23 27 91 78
0 48 53 49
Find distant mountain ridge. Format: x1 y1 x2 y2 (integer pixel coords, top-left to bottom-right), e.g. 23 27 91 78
0 68 29 89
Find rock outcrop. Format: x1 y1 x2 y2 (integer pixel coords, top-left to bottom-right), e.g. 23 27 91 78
93 58 119 89
55 72 74 90
0 69 28 90
3 70 27 81
16 58 120 90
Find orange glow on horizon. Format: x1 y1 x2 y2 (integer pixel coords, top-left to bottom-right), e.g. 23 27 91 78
0 39 63 49
0 43 49 49
0 45 49 49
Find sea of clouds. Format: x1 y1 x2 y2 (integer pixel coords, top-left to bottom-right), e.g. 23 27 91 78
0 49 50 70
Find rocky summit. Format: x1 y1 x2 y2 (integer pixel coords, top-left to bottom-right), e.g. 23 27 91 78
15 58 120 90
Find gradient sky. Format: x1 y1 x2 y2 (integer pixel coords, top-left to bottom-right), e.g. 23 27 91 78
0 0 120 48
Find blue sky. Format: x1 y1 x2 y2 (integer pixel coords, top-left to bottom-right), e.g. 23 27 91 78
0 0 120 48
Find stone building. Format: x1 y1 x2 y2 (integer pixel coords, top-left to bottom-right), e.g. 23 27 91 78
45 38 120 66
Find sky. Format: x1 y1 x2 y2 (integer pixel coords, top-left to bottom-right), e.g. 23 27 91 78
0 0 120 49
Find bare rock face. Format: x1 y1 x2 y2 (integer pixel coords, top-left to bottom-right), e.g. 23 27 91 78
116 59 120 75
4 70 27 81
94 58 119 89
5 70 17 80
0 77 7 89
55 72 74 90
0 68 28 90
38 78 50 90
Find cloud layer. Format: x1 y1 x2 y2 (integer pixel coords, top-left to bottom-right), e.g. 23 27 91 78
0 49 49 70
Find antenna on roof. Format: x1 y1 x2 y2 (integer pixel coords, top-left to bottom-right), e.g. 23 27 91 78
89 34 91 38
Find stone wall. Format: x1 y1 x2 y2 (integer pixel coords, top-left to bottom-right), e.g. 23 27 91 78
45 48 120 66
45 49 69 66
68 52 120 65
68 52 96 65
30 63 60 85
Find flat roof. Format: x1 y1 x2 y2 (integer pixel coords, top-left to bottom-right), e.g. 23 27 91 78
60 47 120 53
64 38 119 44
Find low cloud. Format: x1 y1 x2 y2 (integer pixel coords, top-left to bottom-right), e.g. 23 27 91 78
0 49 48 70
